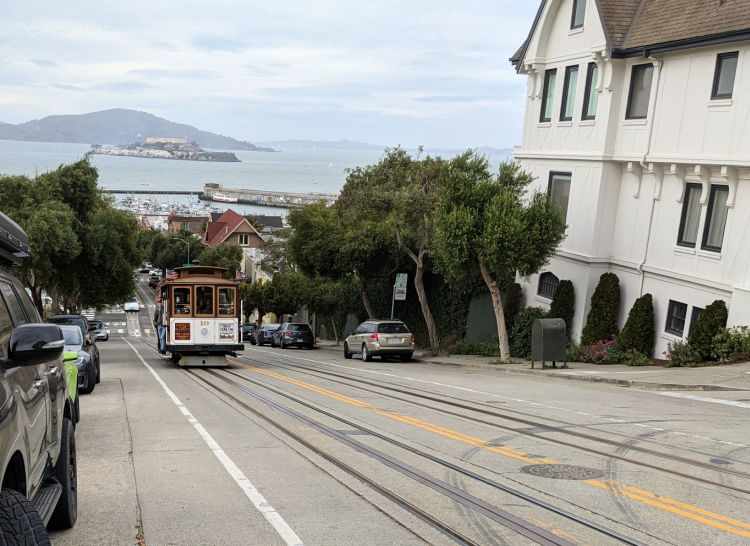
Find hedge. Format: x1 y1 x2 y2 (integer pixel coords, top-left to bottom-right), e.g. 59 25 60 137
581 272 620 345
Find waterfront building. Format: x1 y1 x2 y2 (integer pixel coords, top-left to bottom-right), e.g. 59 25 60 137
167 212 209 237
511 0 750 354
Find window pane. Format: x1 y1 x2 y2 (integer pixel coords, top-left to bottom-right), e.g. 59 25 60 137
549 173 571 222
174 287 191 315
678 185 701 246
0 295 12 360
0 283 28 325
572 0 586 27
627 64 653 119
218 288 235 316
713 54 738 99
666 301 687 336
541 70 556 122
688 307 704 337
561 66 578 120
196 286 214 315
704 186 729 250
538 272 559 298
583 64 599 118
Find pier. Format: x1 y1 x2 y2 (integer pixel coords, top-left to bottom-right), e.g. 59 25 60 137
105 184 338 209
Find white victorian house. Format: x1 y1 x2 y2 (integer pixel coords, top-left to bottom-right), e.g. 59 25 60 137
511 0 750 354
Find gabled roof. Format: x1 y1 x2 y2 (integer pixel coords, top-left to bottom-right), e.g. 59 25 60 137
512 0 750 68
205 209 263 247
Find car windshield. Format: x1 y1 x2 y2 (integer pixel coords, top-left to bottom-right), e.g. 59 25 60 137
49 316 85 331
377 323 410 334
262 324 279 330
61 326 82 345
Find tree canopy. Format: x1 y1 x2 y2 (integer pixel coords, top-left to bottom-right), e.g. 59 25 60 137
0 156 141 313
433 156 567 360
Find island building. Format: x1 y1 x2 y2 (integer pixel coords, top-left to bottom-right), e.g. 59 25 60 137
146 137 188 144
511 0 750 354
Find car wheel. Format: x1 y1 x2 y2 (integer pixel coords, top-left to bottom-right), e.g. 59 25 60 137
0 489 49 543
271 339 277 347
79 364 95 395
74 392 80 424
344 342 352 359
95 361 101 384
362 344 372 362
49 417 77 530
280 340 286 349
250 338 256 345
400 353 412 362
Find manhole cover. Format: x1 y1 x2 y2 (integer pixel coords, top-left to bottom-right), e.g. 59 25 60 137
521 464 603 480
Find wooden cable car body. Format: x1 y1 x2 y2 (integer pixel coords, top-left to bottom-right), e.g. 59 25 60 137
156 266 243 366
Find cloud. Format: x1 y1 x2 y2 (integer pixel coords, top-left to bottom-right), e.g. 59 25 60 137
413 95 494 103
31 59 58 67
190 35 246 53
49 82 85 91
91 81 154 92
128 68 217 80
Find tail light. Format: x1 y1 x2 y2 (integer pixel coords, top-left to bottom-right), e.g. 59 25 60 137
370 333 379 342
285 330 293 335
410 334 415 342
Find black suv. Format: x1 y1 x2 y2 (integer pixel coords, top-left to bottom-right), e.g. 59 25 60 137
0 212 77 541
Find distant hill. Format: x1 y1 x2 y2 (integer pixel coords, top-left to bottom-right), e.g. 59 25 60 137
0 109 275 152
256 139 385 151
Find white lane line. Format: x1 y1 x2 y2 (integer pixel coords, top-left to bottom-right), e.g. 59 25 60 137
124 339 304 546
656 391 750 409
242 347 750 449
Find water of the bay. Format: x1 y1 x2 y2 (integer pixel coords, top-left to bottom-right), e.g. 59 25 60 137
0 139 395 217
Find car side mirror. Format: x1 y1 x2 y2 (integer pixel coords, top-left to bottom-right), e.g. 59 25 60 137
8 324 65 366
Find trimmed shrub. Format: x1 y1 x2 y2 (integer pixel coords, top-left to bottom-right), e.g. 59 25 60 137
548 280 574 338
625 351 652 367
581 272 620 345
664 339 701 367
509 306 546 358
571 335 628 364
448 341 500 356
503 283 523 333
689 299 728 361
712 326 750 362
618 293 655 356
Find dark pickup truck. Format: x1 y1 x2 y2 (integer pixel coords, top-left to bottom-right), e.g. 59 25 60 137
0 212 77 542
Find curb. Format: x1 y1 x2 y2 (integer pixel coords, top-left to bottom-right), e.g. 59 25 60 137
316 344 743 392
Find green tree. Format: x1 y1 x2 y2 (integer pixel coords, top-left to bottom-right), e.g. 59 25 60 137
619 293 655 356
433 156 567 360
259 227 293 274
337 148 446 353
240 280 271 324
199 242 243 279
548 280 575 339
266 271 310 320
581 273 620 345
690 299 728 361
152 233 204 274
503 283 523 334
307 279 348 343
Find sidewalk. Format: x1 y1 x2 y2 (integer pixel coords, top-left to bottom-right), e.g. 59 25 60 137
314 341 750 391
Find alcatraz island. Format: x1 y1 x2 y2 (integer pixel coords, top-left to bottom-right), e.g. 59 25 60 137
91 137 241 162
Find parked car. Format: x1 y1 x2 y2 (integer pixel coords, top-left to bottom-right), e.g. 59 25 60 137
139 266 151 273
0 211 78 539
149 268 163 276
272 322 315 349
59 324 99 394
241 323 257 342
253 323 280 346
124 297 140 312
148 275 160 288
90 319 109 341
47 314 101 382
344 319 415 362
62 350 80 425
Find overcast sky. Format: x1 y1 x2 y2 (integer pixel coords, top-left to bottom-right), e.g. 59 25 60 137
0 1 538 149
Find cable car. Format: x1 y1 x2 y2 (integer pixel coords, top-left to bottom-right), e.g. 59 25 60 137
156 266 244 366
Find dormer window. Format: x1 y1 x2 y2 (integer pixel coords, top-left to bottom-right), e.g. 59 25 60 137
626 63 654 119
560 65 578 121
571 0 586 29
711 52 738 100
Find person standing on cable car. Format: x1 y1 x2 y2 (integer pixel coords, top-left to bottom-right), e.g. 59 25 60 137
154 299 166 354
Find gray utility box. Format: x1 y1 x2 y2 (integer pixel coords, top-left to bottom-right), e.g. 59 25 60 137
531 318 567 369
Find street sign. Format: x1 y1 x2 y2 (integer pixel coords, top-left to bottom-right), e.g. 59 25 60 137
394 273 408 301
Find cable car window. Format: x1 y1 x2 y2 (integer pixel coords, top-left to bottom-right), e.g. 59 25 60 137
173 287 191 316
196 286 214 316
218 287 235 316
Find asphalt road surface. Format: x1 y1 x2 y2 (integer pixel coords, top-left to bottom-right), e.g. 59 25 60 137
49 282 750 545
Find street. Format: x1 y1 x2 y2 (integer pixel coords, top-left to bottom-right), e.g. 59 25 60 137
46 285 750 545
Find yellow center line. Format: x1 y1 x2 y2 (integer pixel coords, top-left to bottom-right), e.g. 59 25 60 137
229 359 750 538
